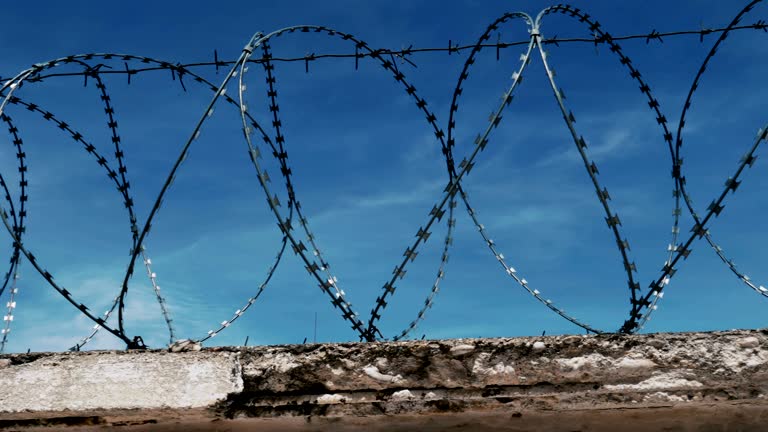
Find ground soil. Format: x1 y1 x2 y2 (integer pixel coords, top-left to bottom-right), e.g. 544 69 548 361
1 402 766 432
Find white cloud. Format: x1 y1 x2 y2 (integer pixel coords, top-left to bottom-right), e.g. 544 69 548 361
344 178 445 210
535 125 636 168
4 265 188 352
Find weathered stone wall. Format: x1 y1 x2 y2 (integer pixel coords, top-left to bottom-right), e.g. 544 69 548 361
1 330 767 431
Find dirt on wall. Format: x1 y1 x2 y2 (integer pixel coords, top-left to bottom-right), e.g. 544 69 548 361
0 329 767 431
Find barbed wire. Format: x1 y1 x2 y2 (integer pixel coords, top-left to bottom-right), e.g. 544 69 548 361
4 21 767 86
0 1 766 351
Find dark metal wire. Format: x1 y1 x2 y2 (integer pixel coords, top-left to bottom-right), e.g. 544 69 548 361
0 112 27 352
5 21 767 85
0 2 765 351
632 0 768 331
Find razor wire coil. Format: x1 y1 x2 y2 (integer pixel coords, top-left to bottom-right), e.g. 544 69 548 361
0 1 765 351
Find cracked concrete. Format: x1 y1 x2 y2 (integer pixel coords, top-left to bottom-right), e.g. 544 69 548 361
0 329 767 431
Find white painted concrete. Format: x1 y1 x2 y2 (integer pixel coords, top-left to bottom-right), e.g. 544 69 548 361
0 351 242 412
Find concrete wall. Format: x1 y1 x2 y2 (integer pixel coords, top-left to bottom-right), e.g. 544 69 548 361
1 330 767 431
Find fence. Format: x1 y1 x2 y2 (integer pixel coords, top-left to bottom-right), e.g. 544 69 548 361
0 1 766 351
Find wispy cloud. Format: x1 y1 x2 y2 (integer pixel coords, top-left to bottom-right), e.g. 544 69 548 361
6 289 172 352
535 121 638 168
401 132 445 165
343 178 446 210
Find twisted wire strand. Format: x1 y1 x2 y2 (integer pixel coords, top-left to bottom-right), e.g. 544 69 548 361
0 112 26 351
68 54 294 347
5 20 768 86
671 0 768 302
71 68 176 349
111 38 280 348
442 12 606 334
12 65 146 349
0 61 153 347
0 54 292 348
0 113 27 300
529 6 682 333
232 25 470 342
0 61 169 350
93 73 176 344
192 42 297 345
630 0 768 331
260 26 462 342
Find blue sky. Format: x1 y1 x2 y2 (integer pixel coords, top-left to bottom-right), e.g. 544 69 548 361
0 0 767 352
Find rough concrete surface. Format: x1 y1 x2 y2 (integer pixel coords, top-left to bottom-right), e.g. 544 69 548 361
0 351 243 411
0 329 767 431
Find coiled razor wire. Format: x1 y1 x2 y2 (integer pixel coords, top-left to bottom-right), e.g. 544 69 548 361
0 1 765 351
0 112 27 352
